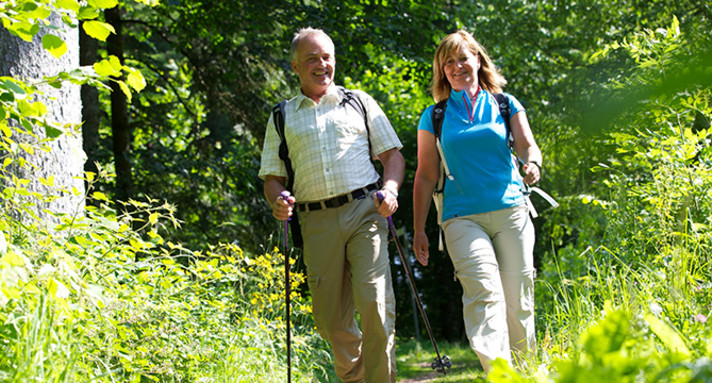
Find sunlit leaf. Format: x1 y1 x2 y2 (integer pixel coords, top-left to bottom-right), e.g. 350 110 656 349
49 278 70 299
644 313 691 357
42 34 67 58
1 250 26 267
93 56 122 77
7 21 39 42
55 0 81 12
83 20 115 41
92 191 109 201
39 175 55 186
118 80 132 102
127 69 146 92
87 0 119 9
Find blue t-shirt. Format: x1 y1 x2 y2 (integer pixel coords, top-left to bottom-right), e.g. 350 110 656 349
418 88 526 221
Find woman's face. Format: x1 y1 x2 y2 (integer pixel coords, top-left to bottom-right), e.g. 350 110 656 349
442 44 479 92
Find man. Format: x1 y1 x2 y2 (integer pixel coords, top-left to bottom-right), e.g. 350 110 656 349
259 27 405 382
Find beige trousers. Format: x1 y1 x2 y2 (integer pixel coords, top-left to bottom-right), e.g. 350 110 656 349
301 193 396 382
442 204 536 372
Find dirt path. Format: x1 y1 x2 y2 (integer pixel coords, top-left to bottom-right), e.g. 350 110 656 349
397 361 450 383
398 372 440 383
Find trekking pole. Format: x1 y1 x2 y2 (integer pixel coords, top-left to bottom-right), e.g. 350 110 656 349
280 191 293 383
377 191 451 374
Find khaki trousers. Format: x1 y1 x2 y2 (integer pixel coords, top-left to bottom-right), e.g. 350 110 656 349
442 204 536 372
301 193 396 382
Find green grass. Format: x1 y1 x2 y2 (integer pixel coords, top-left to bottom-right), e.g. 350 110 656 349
396 338 486 382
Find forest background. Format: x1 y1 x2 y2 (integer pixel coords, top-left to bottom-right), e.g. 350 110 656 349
1 0 711 382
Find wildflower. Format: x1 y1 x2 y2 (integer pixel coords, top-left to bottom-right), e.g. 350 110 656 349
649 302 663 316
695 314 707 323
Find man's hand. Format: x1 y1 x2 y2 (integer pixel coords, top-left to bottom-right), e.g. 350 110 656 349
272 191 296 221
373 188 398 217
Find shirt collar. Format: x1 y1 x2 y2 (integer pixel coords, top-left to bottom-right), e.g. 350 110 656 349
449 87 486 109
295 84 339 110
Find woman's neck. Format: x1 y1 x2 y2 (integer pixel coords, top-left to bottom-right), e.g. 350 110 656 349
465 84 480 100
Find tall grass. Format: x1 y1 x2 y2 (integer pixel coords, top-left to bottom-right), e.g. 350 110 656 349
0 167 333 382
490 17 712 383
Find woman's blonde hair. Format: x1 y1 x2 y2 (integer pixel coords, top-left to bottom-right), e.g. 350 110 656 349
431 30 507 102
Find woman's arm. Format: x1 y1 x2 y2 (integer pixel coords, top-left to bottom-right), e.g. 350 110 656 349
510 111 542 185
413 129 441 266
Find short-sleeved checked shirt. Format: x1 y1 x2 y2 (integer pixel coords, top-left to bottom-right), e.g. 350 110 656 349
259 85 402 203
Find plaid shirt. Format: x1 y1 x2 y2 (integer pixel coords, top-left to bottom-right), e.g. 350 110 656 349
259 85 402 203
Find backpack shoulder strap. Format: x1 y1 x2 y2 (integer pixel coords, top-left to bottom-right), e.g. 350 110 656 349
493 93 513 148
431 99 448 139
431 99 452 182
272 100 294 192
337 86 379 172
271 100 303 248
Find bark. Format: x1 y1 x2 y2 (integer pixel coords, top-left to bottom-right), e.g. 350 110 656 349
0 12 85 225
105 6 132 203
80 21 101 199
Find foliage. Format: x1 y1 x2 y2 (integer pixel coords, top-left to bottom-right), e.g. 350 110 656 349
1 3 331 382
0 181 328 381
492 15 712 383
4 1 712 382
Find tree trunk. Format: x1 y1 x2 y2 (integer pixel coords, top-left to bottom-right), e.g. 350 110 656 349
80 21 102 201
0 12 85 225
105 6 132 203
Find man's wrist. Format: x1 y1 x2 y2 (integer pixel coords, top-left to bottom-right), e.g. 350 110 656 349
528 160 541 170
383 185 398 198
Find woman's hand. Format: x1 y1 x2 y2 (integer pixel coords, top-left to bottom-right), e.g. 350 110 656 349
522 161 541 185
413 231 430 266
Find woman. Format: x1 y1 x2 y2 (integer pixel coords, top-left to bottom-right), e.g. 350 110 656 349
412 30 541 372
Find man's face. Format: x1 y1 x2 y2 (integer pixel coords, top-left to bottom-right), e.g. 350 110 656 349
291 33 335 101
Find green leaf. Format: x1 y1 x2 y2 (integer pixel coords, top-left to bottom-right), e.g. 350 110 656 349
644 313 691 357
118 80 132 102
17 100 46 118
87 0 119 9
3 80 26 99
45 125 62 139
93 56 122 77
20 2 39 12
8 22 40 42
82 20 115 41
127 69 146 92
55 0 81 12
42 34 67 58
77 6 100 20
92 191 109 201
1 250 26 267
49 278 70 299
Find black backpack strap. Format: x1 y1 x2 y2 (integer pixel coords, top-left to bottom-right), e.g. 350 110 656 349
431 99 448 140
493 93 513 149
272 100 303 249
431 99 449 252
273 100 294 192
337 86 379 180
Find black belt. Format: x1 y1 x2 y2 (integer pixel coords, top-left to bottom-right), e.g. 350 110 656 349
298 183 378 212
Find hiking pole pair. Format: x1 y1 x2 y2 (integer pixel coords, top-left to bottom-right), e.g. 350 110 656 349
377 191 451 374
280 191 293 383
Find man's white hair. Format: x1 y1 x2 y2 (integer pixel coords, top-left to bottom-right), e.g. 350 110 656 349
290 27 333 61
